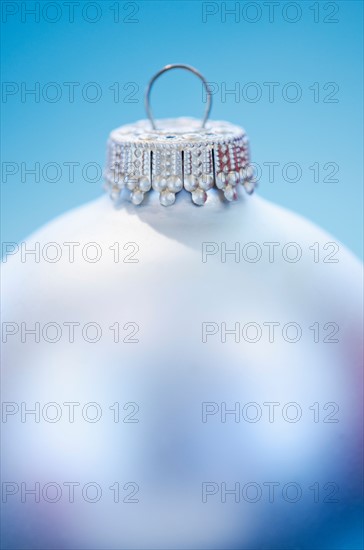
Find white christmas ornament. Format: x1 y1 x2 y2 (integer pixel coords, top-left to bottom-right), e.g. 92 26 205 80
1 65 362 550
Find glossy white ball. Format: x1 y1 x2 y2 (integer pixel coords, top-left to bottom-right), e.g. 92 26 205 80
192 188 207 206
184 175 198 192
139 177 152 193
224 184 238 202
167 176 183 193
160 190 176 207
152 176 168 192
130 189 144 205
199 174 214 191
216 172 226 190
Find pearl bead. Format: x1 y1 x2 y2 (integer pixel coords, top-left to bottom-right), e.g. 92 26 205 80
167 176 183 193
130 190 144 205
110 188 121 201
138 177 151 192
244 180 255 195
199 174 214 191
160 190 176 207
224 184 238 202
245 165 254 180
192 188 207 206
239 166 247 183
227 171 239 186
126 177 138 191
215 172 226 190
184 175 198 192
152 176 167 192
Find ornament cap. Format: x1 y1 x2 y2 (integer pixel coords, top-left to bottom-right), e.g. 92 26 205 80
104 65 255 207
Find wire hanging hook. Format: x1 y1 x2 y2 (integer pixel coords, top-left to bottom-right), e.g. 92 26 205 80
144 64 212 131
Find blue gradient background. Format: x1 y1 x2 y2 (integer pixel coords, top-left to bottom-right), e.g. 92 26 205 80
1 0 363 258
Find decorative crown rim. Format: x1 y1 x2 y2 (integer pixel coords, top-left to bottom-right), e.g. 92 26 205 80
104 117 255 207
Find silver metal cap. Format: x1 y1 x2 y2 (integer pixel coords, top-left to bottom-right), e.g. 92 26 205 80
104 65 255 207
